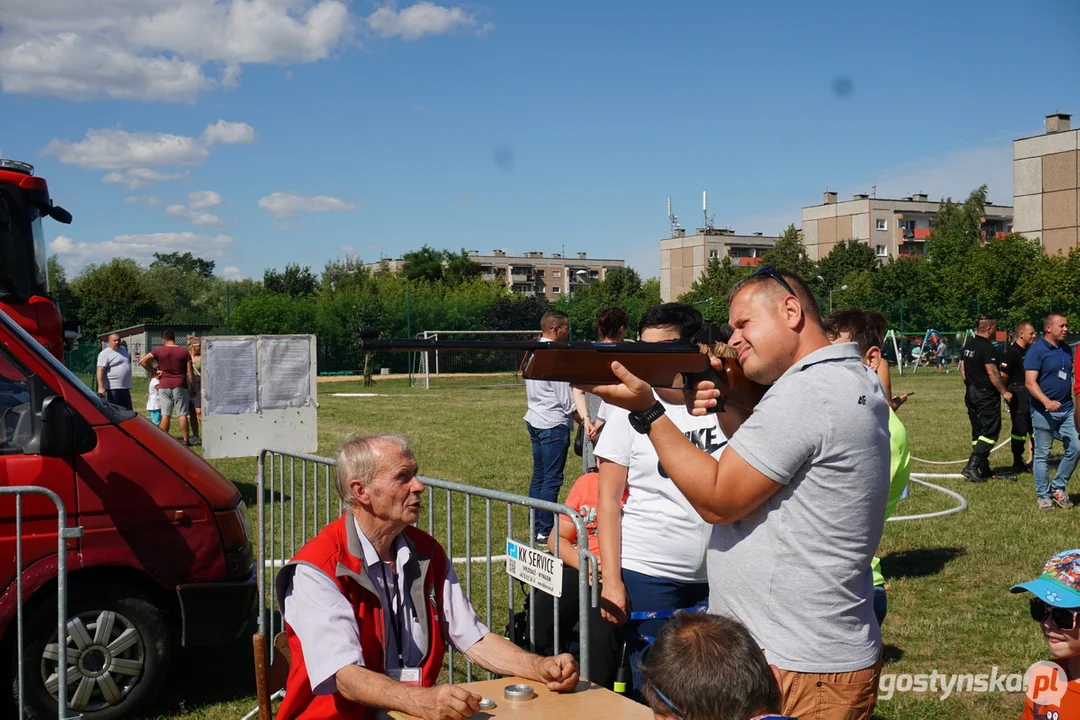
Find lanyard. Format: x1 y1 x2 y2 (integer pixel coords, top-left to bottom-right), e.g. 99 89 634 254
379 562 408 668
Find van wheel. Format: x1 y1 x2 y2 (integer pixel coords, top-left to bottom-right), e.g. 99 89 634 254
16 587 171 720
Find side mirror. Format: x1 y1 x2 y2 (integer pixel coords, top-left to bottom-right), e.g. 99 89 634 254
49 205 73 225
29 395 73 457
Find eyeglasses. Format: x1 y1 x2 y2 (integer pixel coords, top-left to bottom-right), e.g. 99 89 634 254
646 682 685 719
1030 597 1080 631
752 264 797 298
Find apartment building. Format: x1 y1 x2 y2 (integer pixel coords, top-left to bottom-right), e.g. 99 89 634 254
365 251 624 300
1014 113 1079 254
660 227 777 302
801 192 1014 261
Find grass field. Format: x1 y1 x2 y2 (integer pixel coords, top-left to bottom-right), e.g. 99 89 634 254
115 368 1078 720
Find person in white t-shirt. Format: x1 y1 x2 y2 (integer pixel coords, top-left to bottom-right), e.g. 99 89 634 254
146 372 162 426
593 303 727 697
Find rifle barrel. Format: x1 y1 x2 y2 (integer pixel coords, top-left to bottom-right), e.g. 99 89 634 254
356 339 704 354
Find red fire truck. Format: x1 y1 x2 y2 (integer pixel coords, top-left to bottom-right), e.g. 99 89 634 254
0 159 74 361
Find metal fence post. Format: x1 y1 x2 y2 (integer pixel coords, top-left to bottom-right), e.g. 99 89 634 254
1 485 83 720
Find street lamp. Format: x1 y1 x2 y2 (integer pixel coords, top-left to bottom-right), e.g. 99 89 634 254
568 269 588 339
829 284 848 313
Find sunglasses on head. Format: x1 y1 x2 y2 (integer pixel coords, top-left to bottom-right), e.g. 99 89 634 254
1030 597 1080 631
646 681 685 719
752 264 797 298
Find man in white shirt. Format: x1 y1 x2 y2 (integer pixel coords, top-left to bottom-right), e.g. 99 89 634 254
95 333 133 410
276 434 578 720
524 311 577 542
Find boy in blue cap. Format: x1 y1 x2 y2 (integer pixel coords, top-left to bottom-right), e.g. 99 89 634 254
1011 549 1080 719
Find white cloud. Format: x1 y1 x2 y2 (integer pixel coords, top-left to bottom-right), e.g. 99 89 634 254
220 265 246 279
166 204 222 226
202 120 256 145
43 121 254 189
366 2 492 41
187 190 223 209
258 191 357 218
104 169 189 190
124 195 163 206
44 128 210 170
339 244 357 254
0 31 212 102
43 120 255 170
50 230 233 268
0 0 354 102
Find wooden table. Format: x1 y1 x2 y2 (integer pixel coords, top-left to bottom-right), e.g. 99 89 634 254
388 677 653 720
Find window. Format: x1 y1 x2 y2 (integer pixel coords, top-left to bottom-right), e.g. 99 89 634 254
552 286 561 294
875 218 887 231
535 269 545 278
709 249 720 259
552 270 561 278
902 220 916 238
0 350 33 452
875 245 888 258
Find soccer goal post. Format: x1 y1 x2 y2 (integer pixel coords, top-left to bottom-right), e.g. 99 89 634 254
415 330 539 389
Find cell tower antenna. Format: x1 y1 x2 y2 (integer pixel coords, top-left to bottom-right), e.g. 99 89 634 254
668 197 682 236
702 190 715 230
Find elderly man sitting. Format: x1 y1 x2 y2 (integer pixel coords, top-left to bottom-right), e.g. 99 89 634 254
276 434 579 720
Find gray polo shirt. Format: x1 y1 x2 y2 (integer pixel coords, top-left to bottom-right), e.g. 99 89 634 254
708 342 890 673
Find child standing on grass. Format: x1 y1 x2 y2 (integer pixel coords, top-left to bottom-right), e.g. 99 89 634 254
1011 549 1080 718
146 371 162 425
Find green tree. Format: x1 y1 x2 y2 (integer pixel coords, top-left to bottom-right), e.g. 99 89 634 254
814 238 879 294
151 251 216 279
264 263 320 297
761 224 814 279
320 256 371 299
47 255 80 319
401 245 446 283
70 259 160 338
232 293 318 334
677 256 752 322
443 249 484 286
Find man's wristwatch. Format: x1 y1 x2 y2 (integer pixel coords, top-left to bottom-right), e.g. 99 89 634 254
628 401 666 435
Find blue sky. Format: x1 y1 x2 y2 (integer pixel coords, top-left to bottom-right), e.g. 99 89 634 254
2 0 1078 281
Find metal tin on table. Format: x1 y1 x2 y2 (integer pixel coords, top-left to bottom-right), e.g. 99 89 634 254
503 683 535 701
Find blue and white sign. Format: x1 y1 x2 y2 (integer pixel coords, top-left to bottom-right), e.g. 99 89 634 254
506 538 563 597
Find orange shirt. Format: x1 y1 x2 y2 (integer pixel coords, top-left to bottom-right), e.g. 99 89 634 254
560 472 627 568
1022 662 1080 720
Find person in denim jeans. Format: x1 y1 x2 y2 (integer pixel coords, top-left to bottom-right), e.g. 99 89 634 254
1024 314 1076 510
524 311 576 541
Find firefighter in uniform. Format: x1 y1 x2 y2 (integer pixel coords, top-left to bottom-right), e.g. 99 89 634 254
959 317 1013 482
1000 321 1037 474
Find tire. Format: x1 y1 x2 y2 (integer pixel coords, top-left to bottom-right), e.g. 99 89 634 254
14 585 172 720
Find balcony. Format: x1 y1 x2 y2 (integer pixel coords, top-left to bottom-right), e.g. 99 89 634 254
737 257 762 266
913 228 931 240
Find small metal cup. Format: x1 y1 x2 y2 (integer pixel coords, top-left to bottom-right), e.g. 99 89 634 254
503 683 535 701
478 698 497 710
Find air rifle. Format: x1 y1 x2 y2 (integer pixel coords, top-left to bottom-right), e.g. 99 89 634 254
356 328 765 414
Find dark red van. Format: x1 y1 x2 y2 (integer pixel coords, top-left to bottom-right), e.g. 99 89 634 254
0 310 255 719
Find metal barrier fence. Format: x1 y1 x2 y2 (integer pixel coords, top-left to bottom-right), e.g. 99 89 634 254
2 485 82 720
255 449 599 688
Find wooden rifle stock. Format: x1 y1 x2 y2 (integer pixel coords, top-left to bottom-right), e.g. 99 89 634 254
356 335 766 413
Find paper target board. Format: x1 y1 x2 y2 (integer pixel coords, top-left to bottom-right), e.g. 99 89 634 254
201 334 318 459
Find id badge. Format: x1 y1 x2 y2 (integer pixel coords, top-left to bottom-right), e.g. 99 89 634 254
1059 370 1068 380
387 668 421 686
